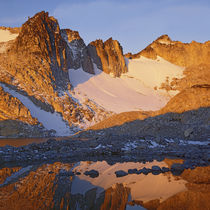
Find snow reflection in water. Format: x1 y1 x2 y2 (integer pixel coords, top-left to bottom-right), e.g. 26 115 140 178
0 159 199 210
71 160 187 203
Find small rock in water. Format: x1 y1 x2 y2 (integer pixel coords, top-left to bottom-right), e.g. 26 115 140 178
161 167 170 173
128 168 138 174
171 163 185 175
84 170 99 178
151 166 162 175
59 169 74 176
139 167 151 175
115 170 128 177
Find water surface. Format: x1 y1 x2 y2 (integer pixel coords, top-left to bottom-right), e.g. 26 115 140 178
1 160 209 209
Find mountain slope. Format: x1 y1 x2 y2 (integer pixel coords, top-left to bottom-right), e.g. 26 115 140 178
0 11 209 138
69 56 184 113
126 34 210 67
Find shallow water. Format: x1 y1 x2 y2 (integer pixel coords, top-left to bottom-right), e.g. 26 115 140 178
0 137 70 147
0 160 209 209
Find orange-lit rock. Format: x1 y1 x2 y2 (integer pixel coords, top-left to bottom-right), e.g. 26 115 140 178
88 38 128 77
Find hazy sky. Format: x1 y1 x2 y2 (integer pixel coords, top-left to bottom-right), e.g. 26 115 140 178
0 0 210 53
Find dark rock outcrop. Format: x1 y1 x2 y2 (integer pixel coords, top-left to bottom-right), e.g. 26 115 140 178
0 120 54 138
84 169 99 178
61 29 94 74
115 170 128 177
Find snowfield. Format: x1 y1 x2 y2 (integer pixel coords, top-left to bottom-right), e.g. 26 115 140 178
69 56 184 113
0 84 73 136
0 29 18 42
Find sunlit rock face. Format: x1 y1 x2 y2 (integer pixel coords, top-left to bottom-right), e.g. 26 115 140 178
0 86 51 137
126 34 210 67
11 11 72 90
0 86 37 124
88 38 128 77
157 85 210 114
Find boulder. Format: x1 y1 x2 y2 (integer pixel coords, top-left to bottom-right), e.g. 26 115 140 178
115 170 128 177
171 163 185 175
128 168 138 174
84 169 99 178
151 166 162 175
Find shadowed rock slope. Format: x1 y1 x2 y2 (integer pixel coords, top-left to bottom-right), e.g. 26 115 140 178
89 86 210 133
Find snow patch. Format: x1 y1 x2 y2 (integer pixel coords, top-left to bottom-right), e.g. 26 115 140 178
180 140 210 146
0 84 73 136
69 57 184 113
122 141 138 151
158 40 174 45
149 140 161 148
124 56 184 90
0 29 18 42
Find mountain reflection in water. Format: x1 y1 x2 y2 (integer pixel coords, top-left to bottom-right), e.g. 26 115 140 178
0 160 209 210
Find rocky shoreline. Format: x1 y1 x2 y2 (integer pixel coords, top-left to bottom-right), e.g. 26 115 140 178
0 136 209 171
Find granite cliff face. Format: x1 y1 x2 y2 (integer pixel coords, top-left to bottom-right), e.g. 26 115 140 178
88 38 128 77
11 11 72 90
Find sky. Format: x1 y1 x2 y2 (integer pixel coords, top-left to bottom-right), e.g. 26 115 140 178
0 0 210 53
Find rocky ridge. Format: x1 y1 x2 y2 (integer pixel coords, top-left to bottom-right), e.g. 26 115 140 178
0 26 21 34
126 34 210 67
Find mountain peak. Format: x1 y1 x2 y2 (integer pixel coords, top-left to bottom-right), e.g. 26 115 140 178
155 34 172 45
61 29 82 43
28 11 56 22
88 37 127 77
